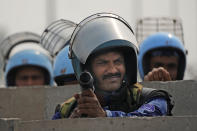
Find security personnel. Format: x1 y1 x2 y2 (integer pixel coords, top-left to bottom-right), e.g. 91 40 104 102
5 43 53 87
53 45 77 86
138 32 187 81
52 13 174 119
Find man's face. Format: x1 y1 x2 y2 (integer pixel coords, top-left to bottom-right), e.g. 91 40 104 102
150 56 178 80
15 66 45 86
91 51 126 91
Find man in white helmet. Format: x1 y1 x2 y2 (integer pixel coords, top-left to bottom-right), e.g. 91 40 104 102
52 13 173 119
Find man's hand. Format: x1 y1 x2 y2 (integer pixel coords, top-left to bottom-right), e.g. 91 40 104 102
144 67 172 81
69 89 106 118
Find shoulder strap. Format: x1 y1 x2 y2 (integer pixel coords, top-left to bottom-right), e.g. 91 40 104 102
60 96 77 118
126 83 143 111
127 83 174 115
133 83 143 102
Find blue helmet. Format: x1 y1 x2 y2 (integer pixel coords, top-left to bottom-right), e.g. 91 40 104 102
138 32 187 80
53 45 76 86
69 13 138 86
5 44 54 87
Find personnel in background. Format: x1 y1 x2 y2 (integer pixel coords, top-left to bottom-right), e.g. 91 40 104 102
4 43 53 87
39 19 77 86
138 32 187 81
52 13 173 119
53 45 77 86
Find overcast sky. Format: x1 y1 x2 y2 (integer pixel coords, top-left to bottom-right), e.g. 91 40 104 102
0 0 196 82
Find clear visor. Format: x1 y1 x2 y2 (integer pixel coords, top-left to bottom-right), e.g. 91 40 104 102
0 32 40 59
69 13 138 64
40 19 77 56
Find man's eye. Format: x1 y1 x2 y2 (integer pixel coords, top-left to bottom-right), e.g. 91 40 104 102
114 59 124 65
96 61 107 65
167 64 177 69
32 76 42 80
19 76 28 81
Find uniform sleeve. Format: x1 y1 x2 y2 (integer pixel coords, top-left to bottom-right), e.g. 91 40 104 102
52 112 61 120
105 98 167 117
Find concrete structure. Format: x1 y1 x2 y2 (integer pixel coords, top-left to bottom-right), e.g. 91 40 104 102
0 80 197 130
1 116 197 131
0 84 80 121
141 80 197 116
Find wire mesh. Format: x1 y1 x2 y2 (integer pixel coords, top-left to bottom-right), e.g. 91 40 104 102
135 17 184 45
40 19 77 56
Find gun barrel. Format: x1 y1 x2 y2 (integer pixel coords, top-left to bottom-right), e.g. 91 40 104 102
79 71 94 91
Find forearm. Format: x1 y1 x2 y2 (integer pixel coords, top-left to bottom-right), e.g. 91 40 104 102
105 98 167 117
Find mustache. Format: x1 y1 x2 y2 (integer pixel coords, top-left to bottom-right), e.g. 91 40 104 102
102 72 121 80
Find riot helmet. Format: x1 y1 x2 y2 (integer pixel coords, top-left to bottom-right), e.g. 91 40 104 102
138 32 187 80
4 43 53 87
69 13 138 87
53 45 76 86
40 19 77 86
0 32 53 86
40 19 77 56
0 32 41 86
0 32 40 61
